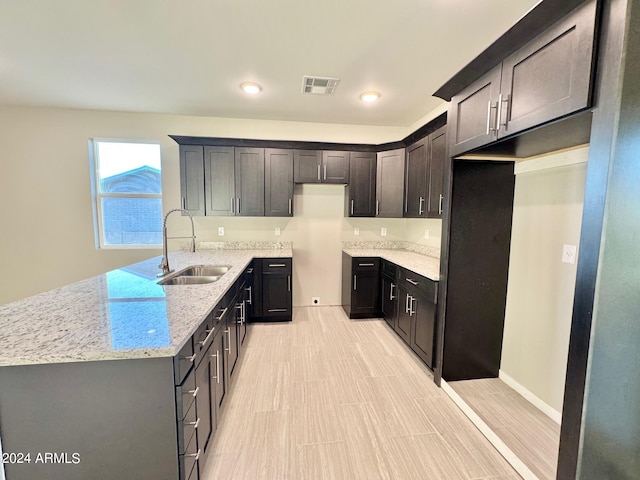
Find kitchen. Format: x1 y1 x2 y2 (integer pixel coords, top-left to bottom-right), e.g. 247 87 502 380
1 0 639 479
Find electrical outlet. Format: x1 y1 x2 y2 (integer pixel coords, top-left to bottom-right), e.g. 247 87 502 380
218 226 225 236
424 229 430 239
275 227 281 236
562 244 577 264
312 297 320 306
354 227 360 236
381 227 387 237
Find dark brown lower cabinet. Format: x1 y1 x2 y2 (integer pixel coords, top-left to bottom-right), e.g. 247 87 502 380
250 258 293 321
341 254 380 319
381 273 397 329
395 285 413 344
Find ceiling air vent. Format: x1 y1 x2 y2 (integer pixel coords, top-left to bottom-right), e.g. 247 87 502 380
302 76 340 95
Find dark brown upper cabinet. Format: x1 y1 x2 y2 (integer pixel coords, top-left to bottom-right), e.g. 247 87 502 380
204 146 235 216
347 151 376 217
375 148 405 218
427 126 446 218
234 148 265 216
293 149 349 184
404 137 428 218
265 149 293 217
449 0 597 157
179 145 205 216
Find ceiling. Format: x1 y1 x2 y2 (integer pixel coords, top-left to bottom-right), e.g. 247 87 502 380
0 0 540 127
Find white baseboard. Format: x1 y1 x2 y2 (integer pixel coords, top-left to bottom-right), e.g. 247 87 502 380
499 370 562 425
441 380 539 480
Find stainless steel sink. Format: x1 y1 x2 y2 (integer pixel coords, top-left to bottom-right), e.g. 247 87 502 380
157 265 231 286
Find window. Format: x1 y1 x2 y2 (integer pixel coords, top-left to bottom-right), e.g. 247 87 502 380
91 140 163 248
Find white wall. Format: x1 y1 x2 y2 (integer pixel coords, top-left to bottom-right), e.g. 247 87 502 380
0 105 417 306
501 147 588 414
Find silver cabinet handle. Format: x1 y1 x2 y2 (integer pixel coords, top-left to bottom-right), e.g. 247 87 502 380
246 286 252 305
188 386 199 398
499 93 510 129
351 200 354 215
210 351 219 383
418 197 425 215
390 283 395 300
182 197 186 210
237 197 240 214
323 164 327 180
236 303 243 324
497 93 503 132
359 263 375 267
242 301 246 323
405 293 410 313
268 308 287 313
269 263 286 267
224 328 230 353
231 197 235 213
406 278 419 286
353 274 357 291
288 198 292 215
187 417 201 429
198 328 215 346
216 307 228 321
186 449 201 460
410 296 416 316
288 275 291 292
376 200 379 216
317 164 321 181
184 353 196 363
439 194 444 215
487 101 498 134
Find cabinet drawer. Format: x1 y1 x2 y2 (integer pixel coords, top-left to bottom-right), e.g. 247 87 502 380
177 395 198 454
174 338 195 385
261 258 292 273
399 267 437 303
179 430 199 480
353 257 380 272
381 259 397 278
176 367 197 421
193 316 216 364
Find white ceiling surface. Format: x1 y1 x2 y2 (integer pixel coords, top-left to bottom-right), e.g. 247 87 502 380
0 0 540 127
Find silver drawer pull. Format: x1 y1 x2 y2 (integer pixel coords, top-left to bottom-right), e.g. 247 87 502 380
188 386 199 398
359 263 375 267
198 328 215 346
211 350 220 384
390 283 395 300
406 278 419 286
186 449 201 460
268 309 287 313
187 417 200 429
184 353 196 363
268 263 286 268
246 286 252 304
216 307 228 321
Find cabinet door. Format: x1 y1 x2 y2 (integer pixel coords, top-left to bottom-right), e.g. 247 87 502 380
262 273 292 318
404 138 428 218
225 314 238 379
294 150 321 183
204 146 235 216
499 0 596 138
322 151 350 183
235 291 247 349
427 127 446 218
395 286 412 344
195 346 213 456
180 146 205 216
381 275 397 329
265 149 294 216
410 294 436 369
210 331 225 423
449 65 502 157
235 147 265 216
376 149 405 218
348 151 376 217
351 270 379 314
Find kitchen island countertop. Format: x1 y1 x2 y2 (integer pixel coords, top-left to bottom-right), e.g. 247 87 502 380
0 248 292 367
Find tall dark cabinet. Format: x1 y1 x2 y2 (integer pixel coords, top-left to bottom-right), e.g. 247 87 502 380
265 149 293 216
404 137 428 218
427 127 446 218
376 149 405 218
234 148 265 216
347 151 376 217
179 145 205 216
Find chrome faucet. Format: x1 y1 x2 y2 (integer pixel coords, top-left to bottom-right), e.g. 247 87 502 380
157 208 196 277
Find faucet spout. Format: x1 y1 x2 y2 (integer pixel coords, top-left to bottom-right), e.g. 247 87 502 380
157 208 196 277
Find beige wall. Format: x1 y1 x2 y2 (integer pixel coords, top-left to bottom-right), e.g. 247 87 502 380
501 147 588 414
0 105 429 306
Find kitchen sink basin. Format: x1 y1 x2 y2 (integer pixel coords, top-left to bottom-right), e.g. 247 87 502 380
157 265 231 286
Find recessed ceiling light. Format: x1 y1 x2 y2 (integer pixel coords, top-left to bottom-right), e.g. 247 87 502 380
241 82 262 95
360 91 380 103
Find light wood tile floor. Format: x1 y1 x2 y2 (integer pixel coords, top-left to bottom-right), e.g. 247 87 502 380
202 306 521 480
449 378 561 480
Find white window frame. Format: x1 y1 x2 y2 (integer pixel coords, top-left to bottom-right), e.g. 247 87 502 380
89 138 163 250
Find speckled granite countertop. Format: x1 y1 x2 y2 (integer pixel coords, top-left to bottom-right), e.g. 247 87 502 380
0 249 291 367
342 248 440 281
